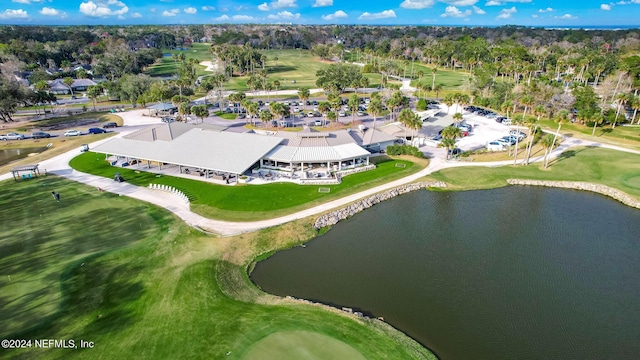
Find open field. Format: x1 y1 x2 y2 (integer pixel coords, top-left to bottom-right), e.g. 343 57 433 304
537 120 640 151
225 49 331 91
424 146 640 199
145 43 213 77
69 153 427 221
0 176 435 360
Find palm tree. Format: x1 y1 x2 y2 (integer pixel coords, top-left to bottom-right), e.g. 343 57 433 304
260 109 273 127
63 77 75 98
318 101 331 126
368 97 383 129
431 67 437 90
444 94 454 114
540 133 556 169
246 101 259 125
298 87 310 110
613 92 630 128
433 84 442 99
453 112 463 125
441 125 462 160
514 94 534 165
348 94 359 124
273 80 281 95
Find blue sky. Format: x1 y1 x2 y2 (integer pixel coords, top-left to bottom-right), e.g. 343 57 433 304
0 0 639 27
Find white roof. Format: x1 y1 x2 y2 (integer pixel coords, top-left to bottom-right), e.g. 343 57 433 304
265 143 369 163
92 128 283 174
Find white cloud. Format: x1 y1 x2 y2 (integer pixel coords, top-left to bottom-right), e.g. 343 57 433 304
214 14 256 21
531 14 538 17
131 12 142 17
538 7 553 12
496 6 516 18
184 7 197 14
201 6 215 11
358 9 396 20
600 4 612 10
231 14 256 21
472 5 485 14
0 9 29 19
322 10 348 20
270 0 297 9
12 0 34 4
258 2 270 11
441 5 471 17
220 7 229 11
268 10 300 19
440 0 478 5
40 7 65 16
79 1 129 17
162 8 179 16
555 13 577 19
313 0 333 7
486 0 529 5
400 0 435 9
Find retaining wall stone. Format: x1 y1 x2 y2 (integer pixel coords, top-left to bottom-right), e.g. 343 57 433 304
507 179 640 210
313 181 446 229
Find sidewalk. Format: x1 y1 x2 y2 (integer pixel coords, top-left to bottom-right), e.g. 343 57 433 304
1 120 633 236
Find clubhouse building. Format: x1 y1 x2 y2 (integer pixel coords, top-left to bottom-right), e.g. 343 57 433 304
91 123 397 184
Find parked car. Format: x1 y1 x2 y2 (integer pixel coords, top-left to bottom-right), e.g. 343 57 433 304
88 127 107 134
64 130 82 137
357 111 366 116
338 111 346 117
31 131 51 139
102 122 118 128
0 132 25 140
499 136 517 146
314 120 323 126
161 116 175 123
509 130 526 140
487 141 505 151
448 147 463 157
307 112 316 118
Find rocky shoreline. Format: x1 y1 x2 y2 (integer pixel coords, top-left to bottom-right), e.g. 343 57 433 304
507 179 640 209
313 181 447 230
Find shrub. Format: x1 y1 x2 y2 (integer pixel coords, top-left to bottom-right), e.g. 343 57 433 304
416 98 427 111
385 144 424 158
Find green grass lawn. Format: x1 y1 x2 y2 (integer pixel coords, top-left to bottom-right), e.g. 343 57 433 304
425 146 640 200
69 153 426 221
537 119 640 150
226 49 331 92
145 43 214 77
0 176 435 360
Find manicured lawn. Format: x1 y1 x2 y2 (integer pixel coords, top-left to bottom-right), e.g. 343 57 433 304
537 119 640 150
410 63 470 91
69 153 426 221
425 146 640 200
213 111 238 120
0 177 435 360
226 49 331 91
145 43 214 77
242 331 366 360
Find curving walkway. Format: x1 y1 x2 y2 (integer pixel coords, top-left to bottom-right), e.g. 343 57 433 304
2 117 639 236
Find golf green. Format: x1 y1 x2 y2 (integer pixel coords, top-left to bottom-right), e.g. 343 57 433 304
242 331 366 360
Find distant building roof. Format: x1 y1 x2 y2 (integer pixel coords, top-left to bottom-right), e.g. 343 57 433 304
147 102 177 111
71 79 96 88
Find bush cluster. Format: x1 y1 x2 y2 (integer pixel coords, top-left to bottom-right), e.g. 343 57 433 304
385 144 424 158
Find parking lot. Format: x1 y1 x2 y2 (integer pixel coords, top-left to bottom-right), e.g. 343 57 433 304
415 104 525 156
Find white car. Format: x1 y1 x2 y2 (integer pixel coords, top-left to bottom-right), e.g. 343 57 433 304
486 141 505 151
509 130 526 140
314 120 323 126
338 111 346 117
0 132 25 140
64 130 82 137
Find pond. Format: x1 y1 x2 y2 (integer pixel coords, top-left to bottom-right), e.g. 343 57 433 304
251 187 640 360
0 147 48 166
